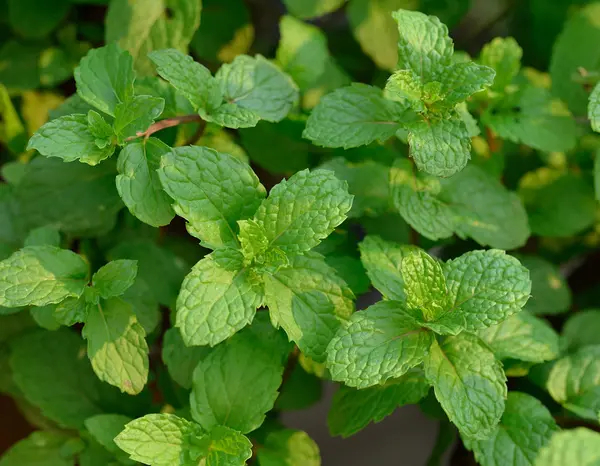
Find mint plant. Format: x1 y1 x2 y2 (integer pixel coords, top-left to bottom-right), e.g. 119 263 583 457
1 1 600 465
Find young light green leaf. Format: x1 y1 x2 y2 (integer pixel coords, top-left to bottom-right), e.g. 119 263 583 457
327 301 433 389
477 311 560 363
358 235 417 301
0 431 74 466
27 114 116 166
185 426 253 466
257 429 320 466
10 329 108 428
158 146 266 249
74 44 135 116
162 327 210 389
215 54 298 122
479 37 522 90
148 48 222 112
547 345 600 420
85 414 133 460
191 323 287 433
534 428 600 466
463 392 558 466
400 249 448 321
83 297 149 395
113 95 165 144
264 251 354 362
276 15 329 89
328 369 430 438
87 110 115 148
424 333 507 439
237 219 269 263
254 169 353 255
0 246 88 308
24 226 60 248
407 115 470 178
92 259 138 299
116 138 175 227
589 82 600 132
561 309 600 352
303 83 409 148
439 61 495 106
517 256 571 315
115 414 200 466
443 249 531 331
176 249 262 347
393 9 453 82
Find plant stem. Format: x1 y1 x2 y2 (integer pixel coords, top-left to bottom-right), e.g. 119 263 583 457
125 114 204 142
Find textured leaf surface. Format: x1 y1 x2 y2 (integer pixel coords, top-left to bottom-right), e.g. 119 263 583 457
190 323 287 433
303 84 408 148
159 146 266 249
186 426 253 466
590 82 600 133
328 369 429 437
547 345 600 420
176 250 262 347
116 138 175 227
254 169 353 255
264 251 354 362
424 333 507 439
83 297 149 394
534 428 600 466
115 414 199 466
257 429 320 466
113 95 165 144
443 250 531 331
327 301 433 389
27 114 115 166
74 44 135 116
479 37 522 90
92 260 137 299
0 246 88 308
463 392 558 466
439 61 495 106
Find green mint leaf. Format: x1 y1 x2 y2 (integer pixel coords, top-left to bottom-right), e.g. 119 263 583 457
257 429 320 466
115 414 200 466
328 369 429 438
158 146 266 249
116 138 176 227
74 44 135 117
283 0 344 19
202 103 261 129
214 54 298 123
477 311 560 363
276 15 329 90
27 114 116 166
92 259 138 299
0 246 88 308
327 301 433 389
0 83 26 154
253 169 353 255
113 95 165 144
463 392 558 466
122 277 160 335
439 61 495 106
303 83 408 148
518 169 596 238
29 304 60 330
148 48 222 113
547 345 600 420
406 115 470 178
237 219 269 263
162 327 210 389
55 296 88 326
83 297 149 394
589 82 600 132
185 426 252 466
87 110 115 149
561 310 600 352
479 37 522 90
9 329 108 428
7 0 70 38
400 249 449 321
385 69 425 112
176 249 262 347
534 428 600 466
483 86 577 153
393 9 453 82
443 249 531 331
191 322 288 433
518 256 571 315
85 414 133 461
358 235 416 301
106 0 201 76
0 431 74 466
424 333 507 439
24 226 60 248
264 251 354 362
